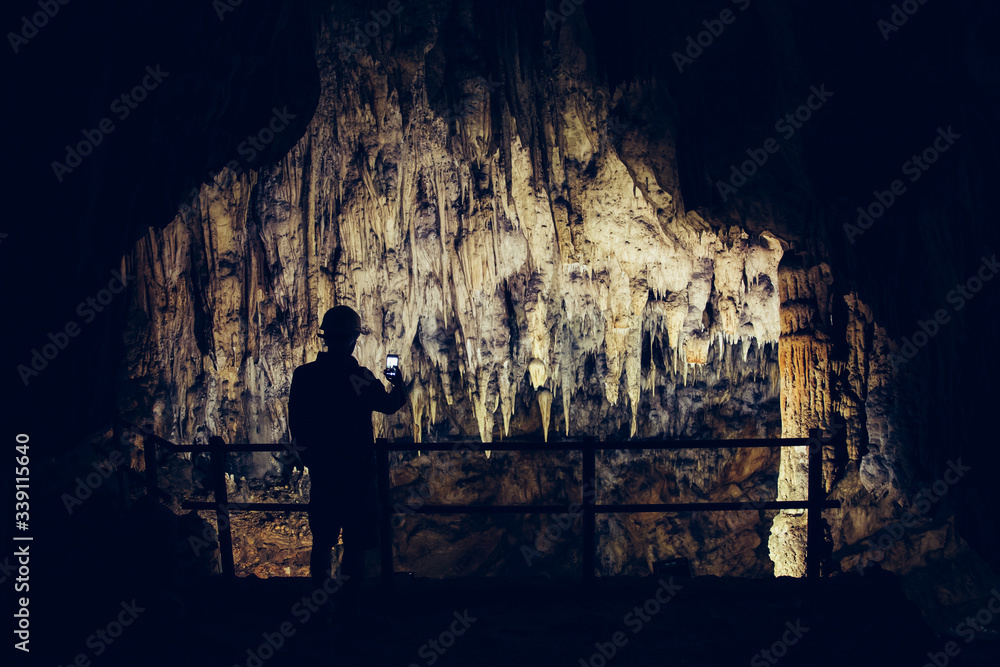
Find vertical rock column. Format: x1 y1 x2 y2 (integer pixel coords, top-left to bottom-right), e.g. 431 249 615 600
769 258 834 576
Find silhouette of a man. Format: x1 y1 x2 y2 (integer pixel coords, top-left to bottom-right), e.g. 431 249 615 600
288 305 407 624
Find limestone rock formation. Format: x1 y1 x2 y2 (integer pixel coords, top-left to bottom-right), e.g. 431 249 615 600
114 2 931 582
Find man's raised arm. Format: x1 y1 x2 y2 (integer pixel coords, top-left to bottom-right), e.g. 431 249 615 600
358 367 408 414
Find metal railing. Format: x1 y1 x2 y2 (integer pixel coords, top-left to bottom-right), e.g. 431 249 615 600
117 418 844 582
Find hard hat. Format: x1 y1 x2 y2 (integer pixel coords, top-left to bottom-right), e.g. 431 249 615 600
319 305 366 337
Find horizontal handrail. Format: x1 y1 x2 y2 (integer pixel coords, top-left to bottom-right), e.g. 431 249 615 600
116 417 185 453
130 437 816 455
167 438 837 514
182 499 842 514
397 500 841 514
126 415 844 581
182 501 304 512
165 443 296 453
380 438 812 452
116 412 817 456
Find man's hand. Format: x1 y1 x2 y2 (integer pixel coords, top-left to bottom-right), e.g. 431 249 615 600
384 367 405 388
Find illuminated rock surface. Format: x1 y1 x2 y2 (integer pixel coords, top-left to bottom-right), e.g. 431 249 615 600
109 3 985 590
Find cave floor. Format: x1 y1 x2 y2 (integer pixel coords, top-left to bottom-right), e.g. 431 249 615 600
100 573 1000 667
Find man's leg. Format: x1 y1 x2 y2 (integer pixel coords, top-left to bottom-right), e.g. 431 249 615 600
308 502 339 591
338 489 380 624
338 542 366 621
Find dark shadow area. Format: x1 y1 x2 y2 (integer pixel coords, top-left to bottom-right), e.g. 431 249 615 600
40 565 1000 667
5 1 1000 665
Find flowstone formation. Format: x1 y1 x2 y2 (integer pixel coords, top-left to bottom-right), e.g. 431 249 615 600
125 6 785 451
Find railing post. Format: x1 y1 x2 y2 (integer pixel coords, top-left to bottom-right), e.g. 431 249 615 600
582 438 596 585
210 436 235 578
806 427 823 580
376 437 393 588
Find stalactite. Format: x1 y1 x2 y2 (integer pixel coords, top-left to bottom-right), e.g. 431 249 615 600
127 5 788 455
537 388 553 443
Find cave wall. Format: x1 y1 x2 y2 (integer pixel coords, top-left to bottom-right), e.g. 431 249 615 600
115 0 799 578
122 2 787 451
102 0 999 583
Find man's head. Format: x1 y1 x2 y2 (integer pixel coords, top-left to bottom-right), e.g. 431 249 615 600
319 305 365 355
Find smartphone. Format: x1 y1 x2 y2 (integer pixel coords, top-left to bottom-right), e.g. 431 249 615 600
386 354 399 378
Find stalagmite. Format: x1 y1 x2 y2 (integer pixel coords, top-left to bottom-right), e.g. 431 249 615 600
769 260 834 577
